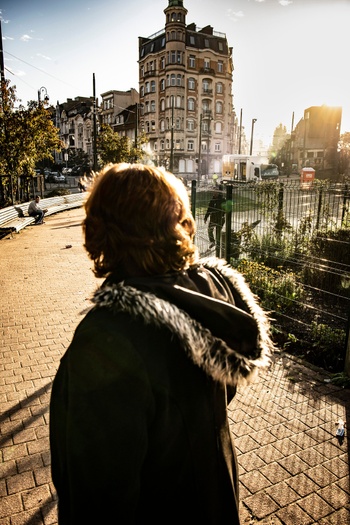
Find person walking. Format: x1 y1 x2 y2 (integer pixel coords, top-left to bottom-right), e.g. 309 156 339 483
49 163 274 525
28 195 47 224
204 189 226 248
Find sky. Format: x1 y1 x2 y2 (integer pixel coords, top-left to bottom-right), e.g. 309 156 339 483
1 0 349 147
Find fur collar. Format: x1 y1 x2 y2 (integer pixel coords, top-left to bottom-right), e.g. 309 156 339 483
91 258 273 387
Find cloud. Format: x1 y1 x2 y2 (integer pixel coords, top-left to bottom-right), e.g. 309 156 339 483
3 36 14 40
20 34 32 42
37 53 51 61
279 0 293 5
227 9 244 21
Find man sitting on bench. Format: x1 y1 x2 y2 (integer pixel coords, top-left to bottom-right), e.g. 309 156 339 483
28 196 48 225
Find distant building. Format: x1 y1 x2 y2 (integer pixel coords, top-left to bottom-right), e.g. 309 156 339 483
291 105 342 178
99 89 140 150
137 0 235 180
55 97 96 165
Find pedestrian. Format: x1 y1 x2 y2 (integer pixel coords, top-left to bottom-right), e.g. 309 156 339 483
49 163 274 525
204 189 226 248
28 195 47 224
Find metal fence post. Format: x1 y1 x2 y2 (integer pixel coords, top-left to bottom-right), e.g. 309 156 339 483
224 184 233 263
190 179 196 220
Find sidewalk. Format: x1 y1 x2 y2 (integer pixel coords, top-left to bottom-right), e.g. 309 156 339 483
0 207 349 524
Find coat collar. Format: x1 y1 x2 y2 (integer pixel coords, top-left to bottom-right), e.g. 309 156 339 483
91 258 273 387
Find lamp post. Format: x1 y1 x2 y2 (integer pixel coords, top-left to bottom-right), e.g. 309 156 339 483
38 86 49 105
250 118 257 156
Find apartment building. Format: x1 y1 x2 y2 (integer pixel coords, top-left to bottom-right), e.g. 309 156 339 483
55 97 95 165
138 0 235 180
100 88 139 143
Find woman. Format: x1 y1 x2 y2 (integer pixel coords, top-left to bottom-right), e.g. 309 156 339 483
50 163 274 524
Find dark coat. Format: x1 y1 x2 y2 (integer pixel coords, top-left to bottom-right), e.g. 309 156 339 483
204 195 226 226
50 257 273 525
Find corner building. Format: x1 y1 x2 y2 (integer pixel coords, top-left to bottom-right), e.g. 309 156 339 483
138 0 235 180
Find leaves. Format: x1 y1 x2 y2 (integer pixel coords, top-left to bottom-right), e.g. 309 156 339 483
0 81 62 178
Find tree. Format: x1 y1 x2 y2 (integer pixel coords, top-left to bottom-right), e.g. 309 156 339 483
338 132 350 178
0 81 62 204
96 124 148 166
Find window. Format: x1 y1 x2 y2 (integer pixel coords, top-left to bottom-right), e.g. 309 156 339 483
160 98 165 111
188 98 195 111
187 140 194 151
215 122 222 133
202 79 211 93
218 41 223 51
140 86 144 97
218 61 223 73
151 80 156 92
204 39 209 48
140 65 144 77
214 142 221 152
145 101 149 113
190 35 195 45
170 74 176 86
145 82 150 93
161 37 165 47
160 79 165 91
176 118 181 130
177 74 182 86
187 119 194 131
151 121 156 131
160 120 165 132
150 100 155 112
189 55 195 68
160 140 164 150
171 51 176 64
188 77 195 90
154 142 157 151
150 43 154 52
160 56 165 69
204 58 210 69
202 100 210 112
216 101 223 114
216 82 223 94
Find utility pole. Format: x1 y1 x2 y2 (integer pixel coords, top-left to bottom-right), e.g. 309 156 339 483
170 96 174 172
238 108 242 154
93 73 98 172
0 19 5 87
197 113 202 183
250 118 257 156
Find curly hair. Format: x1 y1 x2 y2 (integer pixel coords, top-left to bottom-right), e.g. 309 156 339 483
83 163 198 278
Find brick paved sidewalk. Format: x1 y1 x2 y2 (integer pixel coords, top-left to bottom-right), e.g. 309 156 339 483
0 207 349 524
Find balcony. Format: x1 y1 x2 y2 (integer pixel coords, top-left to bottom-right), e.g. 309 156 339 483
199 67 215 76
202 89 213 96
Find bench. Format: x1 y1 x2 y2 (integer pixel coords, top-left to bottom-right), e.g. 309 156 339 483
0 193 87 234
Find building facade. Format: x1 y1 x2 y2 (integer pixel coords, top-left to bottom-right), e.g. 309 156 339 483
55 97 96 167
138 0 235 180
100 88 139 142
288 105 342 178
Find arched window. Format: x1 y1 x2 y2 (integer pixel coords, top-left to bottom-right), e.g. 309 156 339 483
188 98 195 111
188 77 195 90
216 101 223 114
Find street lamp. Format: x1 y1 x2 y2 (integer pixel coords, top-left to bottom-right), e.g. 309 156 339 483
250 118 257 156
38 86 49 105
